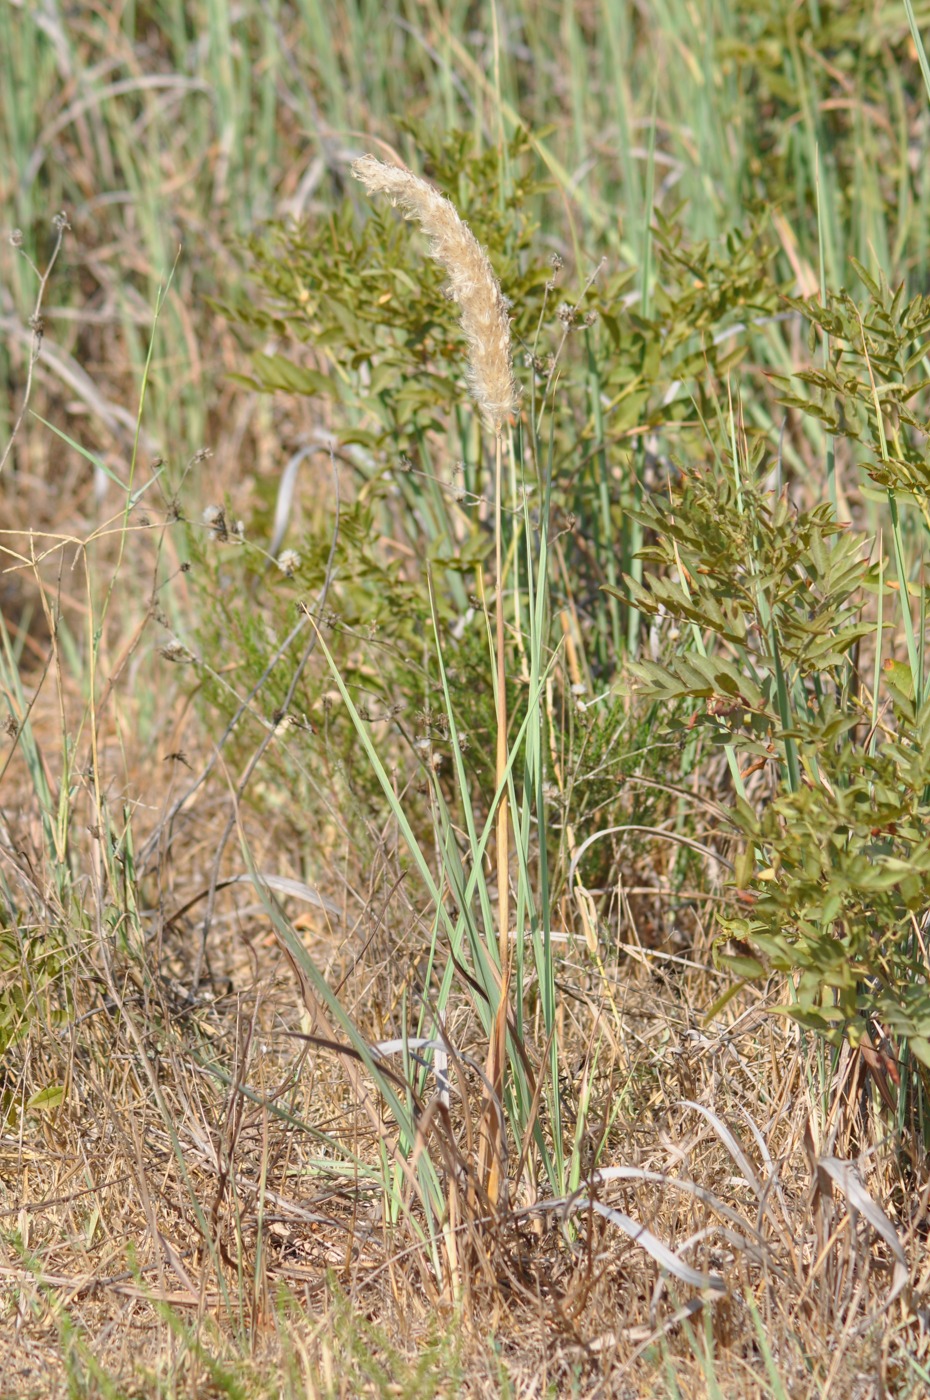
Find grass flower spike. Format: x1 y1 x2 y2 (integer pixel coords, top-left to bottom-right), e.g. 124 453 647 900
351 154 518 433
354 151 518 1205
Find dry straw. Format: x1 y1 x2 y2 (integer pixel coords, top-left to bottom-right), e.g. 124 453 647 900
351 154 518 434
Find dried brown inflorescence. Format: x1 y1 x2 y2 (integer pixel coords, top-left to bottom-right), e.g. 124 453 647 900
351 154 519 434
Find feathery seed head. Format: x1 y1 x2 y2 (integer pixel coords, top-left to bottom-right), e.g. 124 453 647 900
276 549 302 577
351 154 518 434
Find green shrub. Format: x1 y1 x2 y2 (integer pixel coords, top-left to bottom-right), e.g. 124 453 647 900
200 126 930 1145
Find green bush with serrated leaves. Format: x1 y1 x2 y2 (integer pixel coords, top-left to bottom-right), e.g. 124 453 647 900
613 266 930 1097
204 123 930 1120
201 132 787 849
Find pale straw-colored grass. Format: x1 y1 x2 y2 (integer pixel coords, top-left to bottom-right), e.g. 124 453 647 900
351 154 518 434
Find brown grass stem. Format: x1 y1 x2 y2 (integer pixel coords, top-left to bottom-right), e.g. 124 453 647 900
486 427 511 1209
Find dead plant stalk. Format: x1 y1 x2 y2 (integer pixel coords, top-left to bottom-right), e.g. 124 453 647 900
489 424 510 1209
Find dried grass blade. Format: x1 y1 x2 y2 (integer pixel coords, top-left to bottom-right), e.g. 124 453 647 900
230 871 341 916
268 443 313 560
735 1104 796 1250
680 1099 764 1201
593 1166 760 1236
818 1156 909 1307
589 1167 792 1283
575 1198 727 1293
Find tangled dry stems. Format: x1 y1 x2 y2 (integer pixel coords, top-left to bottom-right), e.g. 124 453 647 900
0 478 927 1396
0 612 926 1396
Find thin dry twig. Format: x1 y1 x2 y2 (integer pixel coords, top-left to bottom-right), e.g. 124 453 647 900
190 452 341 989
1 212 71 475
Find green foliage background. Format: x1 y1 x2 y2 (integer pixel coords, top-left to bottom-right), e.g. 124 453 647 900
206 92 930 1125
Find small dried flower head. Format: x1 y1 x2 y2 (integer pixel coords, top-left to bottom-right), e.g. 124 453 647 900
351 154 518 434
549 252 564 271
160 639 194 664
202 504 227 540
557 302 576 326
277 548 301 577
9 229 24 249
